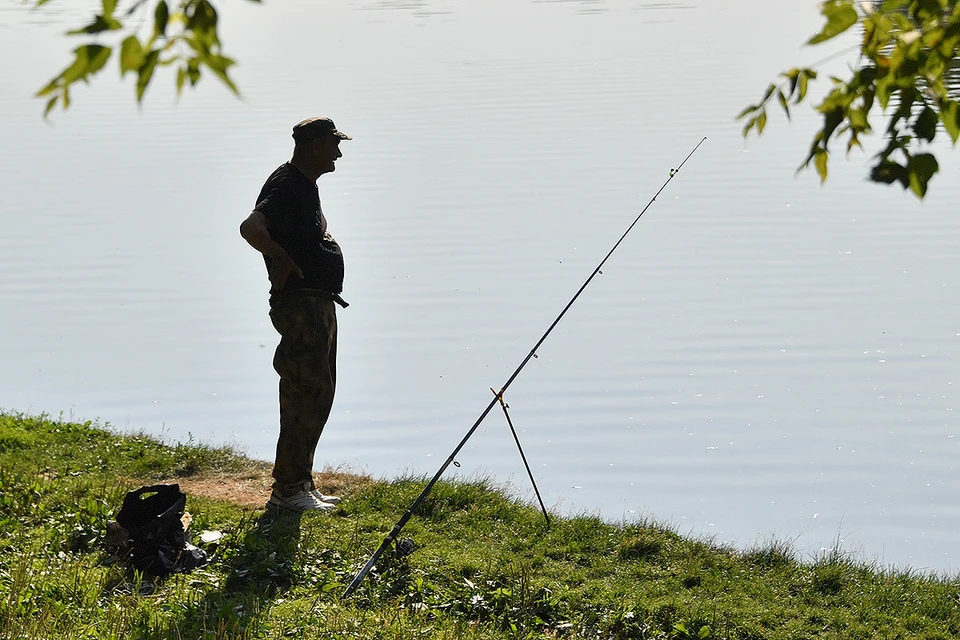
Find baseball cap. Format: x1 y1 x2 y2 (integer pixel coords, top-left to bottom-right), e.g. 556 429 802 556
292 117 352 142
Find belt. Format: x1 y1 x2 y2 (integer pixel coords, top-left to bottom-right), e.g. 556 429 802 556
272 289 349 308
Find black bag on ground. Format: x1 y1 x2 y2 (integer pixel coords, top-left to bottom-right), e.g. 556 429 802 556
116 483 207 577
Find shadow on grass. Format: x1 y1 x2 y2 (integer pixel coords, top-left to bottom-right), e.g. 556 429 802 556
164 508 304 637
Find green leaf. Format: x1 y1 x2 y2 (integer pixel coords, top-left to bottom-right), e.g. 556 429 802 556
83 43 112 77
66 14 122 35
782 68 801 96
757 110 767 134
36 76 62 98
856 64 878 88
799 132 825 171
187 0 219 32
888 11 915 34
822 107 845 143
941 100 960 144
876 74 894 110
102 0 118 18
204 53 235 75
186 61 201 85
815 149 829 183
742 115 757 137
912 0 943 22
155 1 169 37
176 66 186 94
921 24 945 50
736 104 758 119
848 108 868 132
808 1 859 45
907 152 938 198
870 159 908 186
56 57 87 86
119 36 144 75
761 83 777 103
778 89 791 120
44 44 111 90
886 88 917 135
861 85 876 115
136 50 161 102
43 95 58 118
798 69 815 102
847 131 862 153
913 106 938 142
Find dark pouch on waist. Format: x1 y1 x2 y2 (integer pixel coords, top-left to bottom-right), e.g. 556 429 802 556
303 234 345 294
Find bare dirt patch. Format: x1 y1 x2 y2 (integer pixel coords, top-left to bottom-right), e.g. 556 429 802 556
168 466 374 510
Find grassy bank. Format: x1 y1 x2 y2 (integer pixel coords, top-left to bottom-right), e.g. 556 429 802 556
0 411 958 639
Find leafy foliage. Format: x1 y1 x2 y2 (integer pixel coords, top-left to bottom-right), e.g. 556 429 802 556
740 0 960 198
32 0 259 116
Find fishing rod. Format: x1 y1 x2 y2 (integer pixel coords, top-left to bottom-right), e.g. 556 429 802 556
342 136 707 599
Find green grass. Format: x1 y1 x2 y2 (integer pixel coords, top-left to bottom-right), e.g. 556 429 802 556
1 410 959 639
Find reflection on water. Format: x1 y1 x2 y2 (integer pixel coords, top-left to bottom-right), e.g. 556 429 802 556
531 0 696 18
633 2 697 11
359 0 454 17
945 57 960 95
1 0 959 574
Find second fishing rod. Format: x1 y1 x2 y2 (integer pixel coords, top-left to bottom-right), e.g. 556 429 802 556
342 136 707 599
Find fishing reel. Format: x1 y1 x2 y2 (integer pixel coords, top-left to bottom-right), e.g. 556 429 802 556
395 537 416 557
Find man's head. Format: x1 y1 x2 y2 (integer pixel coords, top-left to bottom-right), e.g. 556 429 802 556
291 117 351 179
292 117 352 143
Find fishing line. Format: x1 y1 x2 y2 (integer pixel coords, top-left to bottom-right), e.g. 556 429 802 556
342 136 707 599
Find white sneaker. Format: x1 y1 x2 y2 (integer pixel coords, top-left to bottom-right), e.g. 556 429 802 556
310 489 342 504
266 489 336 512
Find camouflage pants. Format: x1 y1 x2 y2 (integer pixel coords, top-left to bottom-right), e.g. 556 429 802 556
268 295 338 497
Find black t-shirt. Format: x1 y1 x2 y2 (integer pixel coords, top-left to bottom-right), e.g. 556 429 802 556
254 163 345 297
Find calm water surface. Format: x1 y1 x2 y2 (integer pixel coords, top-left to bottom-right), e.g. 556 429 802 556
2 0 959 573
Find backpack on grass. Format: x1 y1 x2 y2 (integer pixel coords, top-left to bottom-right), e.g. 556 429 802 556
114 483 207 577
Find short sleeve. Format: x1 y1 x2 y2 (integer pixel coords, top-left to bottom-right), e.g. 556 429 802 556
254 182 295 224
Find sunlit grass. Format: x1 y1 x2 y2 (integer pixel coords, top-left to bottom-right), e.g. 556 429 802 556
1 410 959 639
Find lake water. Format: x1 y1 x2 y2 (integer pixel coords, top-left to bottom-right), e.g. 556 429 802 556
2 0 959 574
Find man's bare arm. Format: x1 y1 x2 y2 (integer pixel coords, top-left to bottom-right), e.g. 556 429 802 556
240 210 303 288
